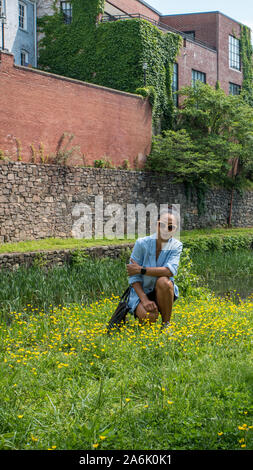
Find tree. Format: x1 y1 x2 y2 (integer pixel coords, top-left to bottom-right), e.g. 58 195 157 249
146 82 253 188
145 82 253 220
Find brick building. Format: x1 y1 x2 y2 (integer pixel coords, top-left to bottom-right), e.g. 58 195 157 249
1 1 247 102
161 11 244 98
101 2 246 101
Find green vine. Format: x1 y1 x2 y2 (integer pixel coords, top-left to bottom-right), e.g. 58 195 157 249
37 1 181 128
196 183 208 217
240 24 253 106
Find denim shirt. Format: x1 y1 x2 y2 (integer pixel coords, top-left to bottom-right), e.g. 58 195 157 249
127 232 183 315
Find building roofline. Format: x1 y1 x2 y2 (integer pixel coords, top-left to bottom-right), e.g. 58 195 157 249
161 11 248 28
135 0 162 16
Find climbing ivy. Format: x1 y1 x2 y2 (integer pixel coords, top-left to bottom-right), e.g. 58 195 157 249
240 24 253 106
37 1 181 128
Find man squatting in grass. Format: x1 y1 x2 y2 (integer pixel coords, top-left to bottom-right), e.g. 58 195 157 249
126 208 183 331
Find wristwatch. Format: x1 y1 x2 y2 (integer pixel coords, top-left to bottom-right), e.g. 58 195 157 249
141 267 147 275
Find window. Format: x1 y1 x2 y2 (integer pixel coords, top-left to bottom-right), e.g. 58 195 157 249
0 0 6 16
60 2 72 24
19 2 27 30
229 35 241 71
192 69 206 87
172 63 178 106
21 50 28 66
183 31 195 40
229 82 241 95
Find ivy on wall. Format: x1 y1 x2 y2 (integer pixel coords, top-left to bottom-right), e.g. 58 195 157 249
37 0 104 82
37 0 181 129
240 24 253 107
95 19 181 130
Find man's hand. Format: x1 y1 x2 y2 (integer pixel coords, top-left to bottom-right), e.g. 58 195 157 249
126 258 142 276
141 297 159 314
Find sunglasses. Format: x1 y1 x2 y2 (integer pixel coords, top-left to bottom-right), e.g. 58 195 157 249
159 222 177 231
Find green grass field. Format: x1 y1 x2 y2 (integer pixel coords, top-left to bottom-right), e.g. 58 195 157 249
0 291 253 450
0 232 253 450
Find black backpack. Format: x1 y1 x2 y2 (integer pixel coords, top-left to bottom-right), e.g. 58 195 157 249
106 286 132 334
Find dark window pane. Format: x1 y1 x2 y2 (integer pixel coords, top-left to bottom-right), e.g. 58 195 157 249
172 63 178 106
183 31 195 40
229 82 241 95
192 69 206 86
60 1 72 24
19 3 25 29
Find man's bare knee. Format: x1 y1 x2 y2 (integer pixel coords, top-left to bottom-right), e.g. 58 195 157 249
156 276 174 292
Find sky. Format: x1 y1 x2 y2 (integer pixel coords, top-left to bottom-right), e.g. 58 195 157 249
147 0 253 32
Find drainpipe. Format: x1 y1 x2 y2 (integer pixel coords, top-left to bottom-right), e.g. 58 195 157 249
1 20 4 50
34 0 37 67
0 1 6 51
216 12 220 85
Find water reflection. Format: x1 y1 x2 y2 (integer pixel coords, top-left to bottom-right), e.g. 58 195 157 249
199 276 253 304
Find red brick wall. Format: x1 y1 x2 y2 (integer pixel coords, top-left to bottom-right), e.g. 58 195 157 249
161 12 218 49
109 0 160 20
176 40 217 100
161 12 244 94
0 52 152 167
217 14 243 94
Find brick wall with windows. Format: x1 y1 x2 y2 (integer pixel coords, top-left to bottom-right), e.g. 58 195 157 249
217 13 243 94
161 12 218 49
175 40 217 103
160 11 244 96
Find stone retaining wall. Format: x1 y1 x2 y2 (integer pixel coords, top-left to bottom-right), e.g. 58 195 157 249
0 161 253 244
0 243 135 271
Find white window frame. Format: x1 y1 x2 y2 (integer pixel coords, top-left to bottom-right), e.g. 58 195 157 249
229 35 241 71
19 1 27 31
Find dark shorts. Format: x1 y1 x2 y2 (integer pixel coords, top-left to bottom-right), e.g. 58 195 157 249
133 283 177 319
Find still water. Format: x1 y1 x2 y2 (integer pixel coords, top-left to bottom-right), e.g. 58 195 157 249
191 249 253 304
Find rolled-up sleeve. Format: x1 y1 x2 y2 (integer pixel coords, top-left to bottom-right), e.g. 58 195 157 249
128 238 144 285
164 243 183 277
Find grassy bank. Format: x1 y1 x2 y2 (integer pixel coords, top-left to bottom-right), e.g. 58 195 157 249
1 292 253 450
0 227 253 254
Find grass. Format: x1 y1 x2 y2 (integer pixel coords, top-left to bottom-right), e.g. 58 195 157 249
0 236 137 255
0 258 128 316
0 227 253 254
0 248 252 317
0 248 252 450
189 249 253 300
0 291 253 450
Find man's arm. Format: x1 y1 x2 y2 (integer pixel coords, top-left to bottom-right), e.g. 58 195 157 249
127 259 173 278
131 281 158 314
